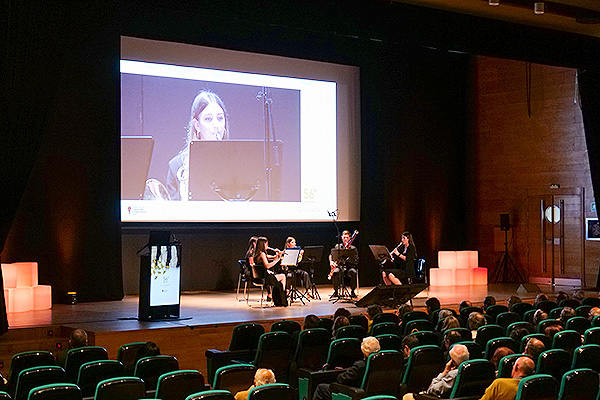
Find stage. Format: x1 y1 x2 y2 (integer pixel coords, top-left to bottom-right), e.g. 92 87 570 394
0 283 591 378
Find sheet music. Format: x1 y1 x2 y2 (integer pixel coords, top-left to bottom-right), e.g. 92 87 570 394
281 248 301 266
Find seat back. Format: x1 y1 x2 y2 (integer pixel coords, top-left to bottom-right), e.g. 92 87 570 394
536 349 571 381
247 383 295 400
511 303 534 319
549 307 564 319
537 319 565 334
402 345 445 393
402 311 430 325
593 316 600 328
229 323 265 351
450 359 496 398
335 325 367 340
213 364 255 394
559 299 581 309
404 320 434 336
536 301 558 313
475 325 504 348
445 327 472 342
497 312 521 330
552 330 582 355
271 320 301 335
454 341 483 360
515 374 558 400
460 307 484 326
156 369 206 400
360 351 404 397
347 315 369 331
484 337 519 360
571 344 600 372
27 383 81 400
94 377 146 400
134 355 179 390
64 346 108 383
583 327 600 345
576 306 592 319
14 366 68 400
295 328 331 371
253 332 294 383
565 317 591 335
319 317 334 331
325 338 363 370
371 313 399 326
370 322 401 337
506 321 533 337
375 334 402 352
186 389 235 400
116 342 146 376
558 368 599 400
486 305 509 321
76 360 124 398
8 351 56 396
581 297 600 307
409 331 438 346
497 354 533 379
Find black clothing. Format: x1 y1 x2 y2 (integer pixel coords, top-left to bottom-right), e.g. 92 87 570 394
313 359 367 400
330 244 358 292
395 243 417 279
254 256 287 307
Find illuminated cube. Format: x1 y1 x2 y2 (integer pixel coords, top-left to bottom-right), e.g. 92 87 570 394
8 287 33 313
454 268 472 284
430 268 454 286
14 262 38 287
438 252 457 269
33 285 52 310
471 268 488 285
465 251 479 269
1 263 17 288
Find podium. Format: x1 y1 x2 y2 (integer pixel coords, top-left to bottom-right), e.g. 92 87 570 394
139 240 181 321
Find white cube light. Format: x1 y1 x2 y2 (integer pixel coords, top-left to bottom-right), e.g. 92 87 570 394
1 264 17 288
438 251 457 269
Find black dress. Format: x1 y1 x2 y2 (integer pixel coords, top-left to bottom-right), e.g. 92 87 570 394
384 243 416 284
254 255 288 307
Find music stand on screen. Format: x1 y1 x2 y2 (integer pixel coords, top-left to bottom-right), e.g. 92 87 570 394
188 140 278 201
121 136 154 200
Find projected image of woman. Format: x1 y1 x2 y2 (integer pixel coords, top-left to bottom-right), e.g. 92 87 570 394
166 90 230 200
382 231 416 285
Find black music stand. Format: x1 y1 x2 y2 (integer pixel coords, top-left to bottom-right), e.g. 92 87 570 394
301 246 323 300
369 245 393 284
330 248 354 303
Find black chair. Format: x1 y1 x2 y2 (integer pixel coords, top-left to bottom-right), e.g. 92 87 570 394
248 383 296 400
497 354 533 379
445 327 472 343
506 321 533 337
319 317 334 331
520 333 552 353
576 306 593 318
348 315 369 331
511 303 534 319
27 383 81 400
156 370 208 400
237 259 252 301
335 325 367 340
409 331 438 346
497 312 522 330
248 264 270 307
370 322 401 337
514 374 558 400
537 319 565 334
583 327 600 345
324 338 364 370
571 344 600 372
0 392 9 400
371 313 399 326
133 355 179 391
484 337 519 360
14 366 68 400
486 305 509 321
536 301 559 313
186 390 235 400
294 328 331 371
7 351 56 396
475 324 504 349
446 359 496 399
402 310 430 324
375 334 402 351
593 316 600 328
559 299 581 309
404 320 434 336
94 377 146 400
330 350 404 400
76 360 124 398
566 317 591 335
552 330 582 355
63 346 108 383
206 322 265 382
581 298 600 307
271 320 301 335
550 307 564 319
523 309 536 324
430 309 457 327
116 342 146 376
454 341 483 360
251 331 294 383
212 364 256 395
536 349 571 381
558 368 599 400
399 345 445 395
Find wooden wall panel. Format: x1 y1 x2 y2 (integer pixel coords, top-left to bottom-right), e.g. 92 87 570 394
469 56 598 286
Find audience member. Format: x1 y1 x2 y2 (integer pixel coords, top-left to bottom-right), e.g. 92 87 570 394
334 307 351 320
136 341 161 362
523 338 545 363
56 328 88 367
572 290 586 302
532 309 548 327
401 333 420 360
508 326 530 345
483 296 496 311
398 303 413 323
367 305 383 331
468 312 486 340
506 296 521 312
313 337 380 400
478 357 535 400
303 314 321 330
332 316 350 338
426 297 441 318
534 293 548 304
490 347 515 371
544 324 563 339
234 368 276 400
425 344 470 397
589 307 600 320
555 291 569 304
558 307 576 325
442 330 462 356
459 300 472 311
436 310 454 331
441 316 460 332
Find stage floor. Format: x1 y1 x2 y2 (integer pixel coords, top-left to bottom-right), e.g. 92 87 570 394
5 282 592 332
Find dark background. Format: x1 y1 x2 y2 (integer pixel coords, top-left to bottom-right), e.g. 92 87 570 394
3 0 599 301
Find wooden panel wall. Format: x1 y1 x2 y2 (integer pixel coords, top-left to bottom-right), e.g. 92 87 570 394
468 56 599 287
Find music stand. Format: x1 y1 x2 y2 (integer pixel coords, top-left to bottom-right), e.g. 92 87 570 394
301 246 323 300
330 248 354 303
369 245 394 285
281 248 306 305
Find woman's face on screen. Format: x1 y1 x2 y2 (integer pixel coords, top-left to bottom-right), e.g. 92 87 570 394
194 102 226 140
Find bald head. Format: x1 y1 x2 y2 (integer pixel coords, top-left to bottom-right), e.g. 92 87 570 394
512 357 535 378
524 338 545 361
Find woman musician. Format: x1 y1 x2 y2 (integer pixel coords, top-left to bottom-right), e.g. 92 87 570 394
382 231 416 285
253 237 288 306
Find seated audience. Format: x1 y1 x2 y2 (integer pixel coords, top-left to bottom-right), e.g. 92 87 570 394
523 338 545 363
313 336 380 400
543 324 563 339
559 307 576 325
441 316 460 332
442 330 462 358
534 293 549 305
436 310 455 332
589 307 600 320
508 326 530 345
468 312 486 340
334 307 351 320
424 344 470 398
401 334 420 360
532 309 548 327
426 297 441 319
235 368 276 400
555 291 569 303
136 341 161 362
483 296 496 311
303 314 322 330
478 356 535 400
506 296 521 312
56 328 88 367
398 303 413 324
490 347 514 372
367 305 383 331
459 300 472 311
332 316 350 338
572 290 586 302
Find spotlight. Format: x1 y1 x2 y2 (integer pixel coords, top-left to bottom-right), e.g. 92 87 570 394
489 0 499 5
534 2 545 15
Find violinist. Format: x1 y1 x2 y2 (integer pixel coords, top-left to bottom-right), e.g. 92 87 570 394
329 230 359 298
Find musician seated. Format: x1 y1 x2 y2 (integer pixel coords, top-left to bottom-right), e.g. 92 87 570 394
283 237 311 295
382 231 416 286
329 230 359 298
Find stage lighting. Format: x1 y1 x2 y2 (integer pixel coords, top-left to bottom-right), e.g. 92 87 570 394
534 2 545 15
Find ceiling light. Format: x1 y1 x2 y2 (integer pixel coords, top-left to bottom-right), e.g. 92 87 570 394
534 2 545 15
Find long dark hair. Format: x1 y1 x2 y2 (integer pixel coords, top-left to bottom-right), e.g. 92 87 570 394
253 236 268 259
402 231 417 256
